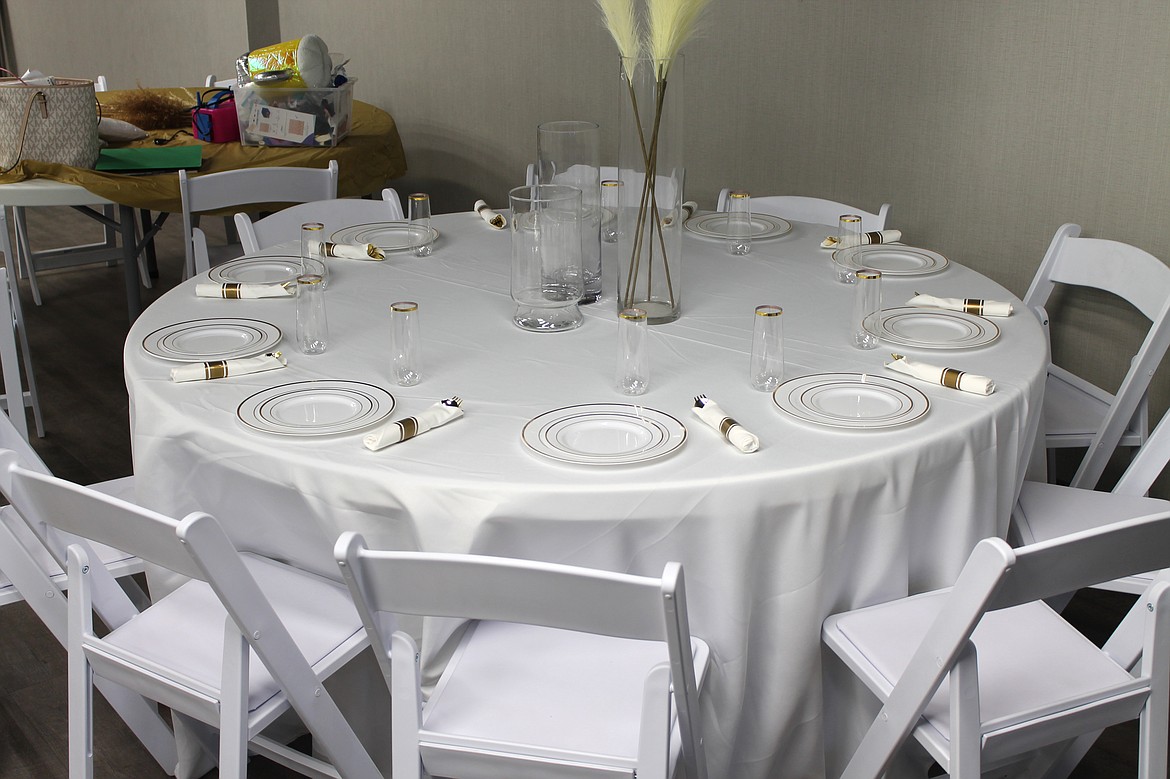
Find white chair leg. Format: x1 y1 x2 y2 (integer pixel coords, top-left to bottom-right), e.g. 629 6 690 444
948 641 981 779
67 549 96 779
219 617 249 779
12 206 42 306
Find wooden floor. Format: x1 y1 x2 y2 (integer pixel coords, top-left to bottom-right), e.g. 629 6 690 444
0 206 1151 777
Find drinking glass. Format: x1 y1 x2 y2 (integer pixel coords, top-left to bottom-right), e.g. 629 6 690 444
852 269 882 349
601 179 622 243
835 214 863 283
537 120 601 302
509 184 584 332
300 222 328 287
389 301 421 386
408 193 433 257
296 274 328 354
615 307 648 395
726 191 752 256
750 305 783 390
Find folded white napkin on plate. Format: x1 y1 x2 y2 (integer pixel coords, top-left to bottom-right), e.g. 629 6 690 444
475 199 507 229
194 282 294 299
308 239 385 260
885 354 995 395
363 398 464 451
821 229 902 249
170 352 286 383
907 293 1013 317
692 396 759 453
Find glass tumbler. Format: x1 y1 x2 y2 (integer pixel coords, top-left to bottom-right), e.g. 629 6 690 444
300 222 328 288
389 301 421 386
834 214 863 284
615 307 648 395
726 191 753 256
852 269 882 350
537 120 601 302
408 193 433 257
296 274 328 354
509 184 584 332
750 305 784 391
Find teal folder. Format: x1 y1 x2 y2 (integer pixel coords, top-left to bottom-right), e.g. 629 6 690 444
95 146 204 174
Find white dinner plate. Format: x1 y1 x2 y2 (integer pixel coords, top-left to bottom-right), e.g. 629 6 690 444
684 212 792 241
866 307 1000 350
832 245 949 276
142 318 282 362
773 373 930 430
237 380 396 437
522 403 687 466
208 255 302 285
330 221 440 253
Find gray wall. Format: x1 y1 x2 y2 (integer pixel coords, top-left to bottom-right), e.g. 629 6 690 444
10 0 1170 486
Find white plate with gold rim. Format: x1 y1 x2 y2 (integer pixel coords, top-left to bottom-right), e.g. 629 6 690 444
208 256 302 285
684 212 792 241
522 403 687 466
833 245 949 276
142 318 282 362
331 222 439 253
865 307 1000 350
237 380 395 437
773 373 929 430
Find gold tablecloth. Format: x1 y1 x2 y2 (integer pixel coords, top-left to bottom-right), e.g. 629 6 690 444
0 87 407 213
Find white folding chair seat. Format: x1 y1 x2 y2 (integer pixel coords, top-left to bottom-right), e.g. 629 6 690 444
715 189 891 231
823 513 1170 779
233 188 404 259
179 160 339 277
1024 223 1170 489
3 458 381 779
336 534 711 779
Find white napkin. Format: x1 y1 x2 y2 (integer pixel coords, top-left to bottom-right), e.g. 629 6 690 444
194 282 294 299
821 229 902 249
308 239 385 260
363 399 464 451
475 199 507 229
170 352 287 383
691 396 759 453
885 354 995 395
907 293 1013 317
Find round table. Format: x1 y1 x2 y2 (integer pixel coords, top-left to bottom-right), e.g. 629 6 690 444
124 211 1047 779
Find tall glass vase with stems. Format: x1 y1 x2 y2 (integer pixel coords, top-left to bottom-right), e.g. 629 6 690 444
617 54 684 324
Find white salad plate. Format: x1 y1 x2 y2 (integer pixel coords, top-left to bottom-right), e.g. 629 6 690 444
684 212 792 241
208 255 303 286
865 307 1000 350
773 373 930 430
832 245 949 276
522 403 687 466
237 380 396 437
331 222 439 253
142 318 282 362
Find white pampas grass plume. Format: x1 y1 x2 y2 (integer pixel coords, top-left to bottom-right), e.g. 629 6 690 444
646 0 711 66
597 0 642 62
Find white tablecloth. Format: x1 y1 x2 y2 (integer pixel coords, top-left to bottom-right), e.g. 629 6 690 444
125 212 1047 779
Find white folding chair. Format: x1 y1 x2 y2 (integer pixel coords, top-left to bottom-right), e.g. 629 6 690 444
4 457 381 779
233 189 404 259
1024 223 1170 489
336 533 710 779
715 189 891 231
1012 406 1170 594
0 264 41 437
178 160 339 277
525 162 620 185
823 513 1170 779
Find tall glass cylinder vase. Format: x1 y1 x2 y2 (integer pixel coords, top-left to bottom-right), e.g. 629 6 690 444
617 55 684 324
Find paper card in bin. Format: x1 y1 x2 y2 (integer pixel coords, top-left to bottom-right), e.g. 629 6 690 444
246 104 315 144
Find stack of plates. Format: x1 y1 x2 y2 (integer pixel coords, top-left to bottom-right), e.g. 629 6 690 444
684 213 792 241
773 373 929 429
522 403 687 465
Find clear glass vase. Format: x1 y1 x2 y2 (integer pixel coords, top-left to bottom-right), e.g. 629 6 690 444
617 55 684 324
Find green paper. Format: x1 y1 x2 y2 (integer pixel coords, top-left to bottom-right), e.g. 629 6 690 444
95 146 203 174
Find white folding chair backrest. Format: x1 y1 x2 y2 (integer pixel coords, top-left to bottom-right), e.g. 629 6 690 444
7 462 380 779
716 189 891 231
1023 223 1170 489
234 189 404 255
525 162 620 185
336 534 707 779
178 160 339 276
831 512 1170 779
